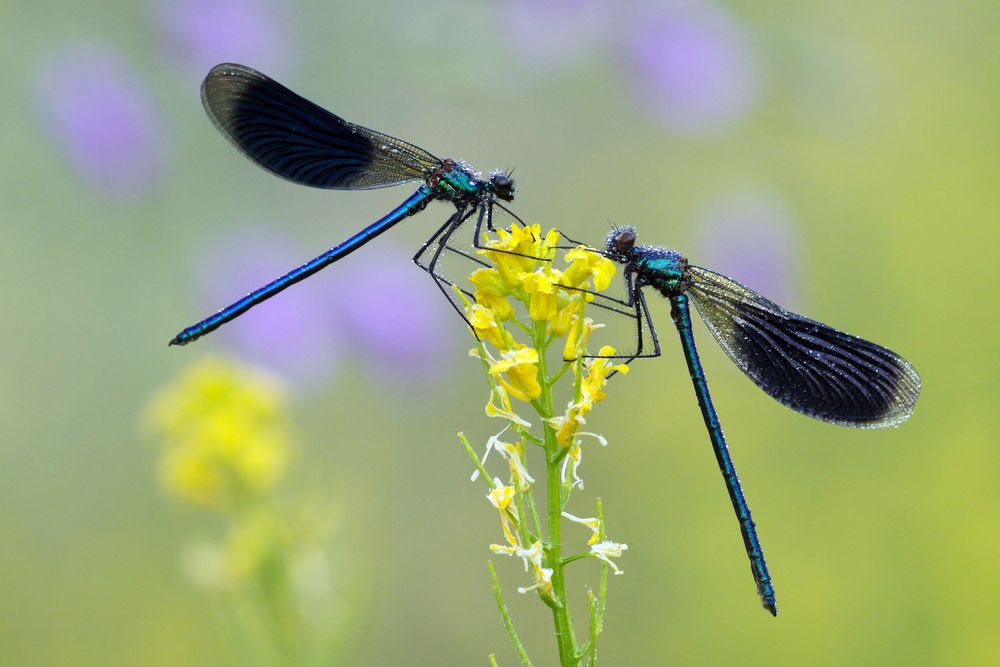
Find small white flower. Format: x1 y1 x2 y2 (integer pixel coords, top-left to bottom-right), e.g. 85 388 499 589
561 440 584 490
470 425 510 482
558 432 608 490
576 431 608 447
489 540 555 600
591 541 629 575
516 541 554 599
497 440 535 490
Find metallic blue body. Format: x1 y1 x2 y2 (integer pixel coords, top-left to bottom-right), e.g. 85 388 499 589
600 225 919 615
171 64 518 346
670 293 776 615
170 186 432 345
620 242 777 614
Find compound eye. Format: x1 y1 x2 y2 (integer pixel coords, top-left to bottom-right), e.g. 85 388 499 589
492 174 514 201
614 230 636 254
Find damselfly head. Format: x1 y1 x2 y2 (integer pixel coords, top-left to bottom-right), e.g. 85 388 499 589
490 171 515 201
606 226 637 260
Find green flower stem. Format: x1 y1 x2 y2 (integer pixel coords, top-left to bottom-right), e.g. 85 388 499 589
521 430 544 446
514 487 535 547
533 320 579 665
525 491 544 539
548 361 573 386
255 551 303 667
593 498 610 664
489 561 534 667
586 589 599 665
561 553 593 566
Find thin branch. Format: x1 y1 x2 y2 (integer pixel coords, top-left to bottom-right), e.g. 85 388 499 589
488 561 534 667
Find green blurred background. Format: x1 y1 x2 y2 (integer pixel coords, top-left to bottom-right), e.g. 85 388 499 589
2 0 998 664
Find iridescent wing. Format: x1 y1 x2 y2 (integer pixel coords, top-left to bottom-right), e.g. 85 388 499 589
687 265 920 428
201 63 440 189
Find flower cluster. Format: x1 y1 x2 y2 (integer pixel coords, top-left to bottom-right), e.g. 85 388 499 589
466 224 630 491
458 223 628 665
144 356 290 510
143 357 354 665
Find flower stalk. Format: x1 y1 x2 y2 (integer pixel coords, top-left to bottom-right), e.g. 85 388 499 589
457 224 628 666
143 358 354 667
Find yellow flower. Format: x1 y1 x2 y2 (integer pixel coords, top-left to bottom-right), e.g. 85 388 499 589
564 316 602 362
144 357 291 510
549 294 583 338
481 223 561 291
549 349 627 447
563 246 616 291
579 346 629 409
467 303 506 349
485 385 532 428
483 224 535 289
550 408 579 449
487 481 520 547
469 268 516 321
489 346 542 402
521 270 561 322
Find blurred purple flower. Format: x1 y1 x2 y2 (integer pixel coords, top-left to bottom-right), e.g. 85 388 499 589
153 0 292 82
195 227 345 387
35 44 167 199
336 244 455 387
624 1 760 136
193 232 453 390
504 0 612 68
694 190 799 306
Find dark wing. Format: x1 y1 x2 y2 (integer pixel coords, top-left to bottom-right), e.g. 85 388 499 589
687 265 920 428
201 63 440 189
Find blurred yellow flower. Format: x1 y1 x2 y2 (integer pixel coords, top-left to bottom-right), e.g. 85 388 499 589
144 357 291 510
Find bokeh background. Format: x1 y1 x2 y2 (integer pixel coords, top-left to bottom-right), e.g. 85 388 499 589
2 0 998 664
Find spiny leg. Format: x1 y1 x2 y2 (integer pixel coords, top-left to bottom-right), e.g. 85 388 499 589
414 205 481 328
580 288 662 364
413 207 468 269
